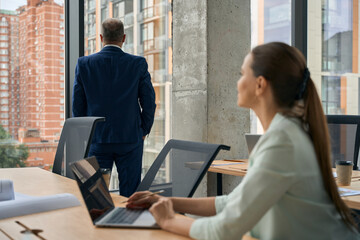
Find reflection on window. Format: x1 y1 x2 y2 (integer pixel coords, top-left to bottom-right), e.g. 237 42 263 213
84 0 172 189
0 0 65 169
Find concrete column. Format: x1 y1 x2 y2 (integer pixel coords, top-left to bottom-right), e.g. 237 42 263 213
172 0 251 196
172 0 208 142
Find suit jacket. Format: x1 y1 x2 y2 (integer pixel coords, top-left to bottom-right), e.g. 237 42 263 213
72 46 156 144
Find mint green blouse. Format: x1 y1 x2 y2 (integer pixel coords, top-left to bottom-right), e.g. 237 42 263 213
190 113 359 240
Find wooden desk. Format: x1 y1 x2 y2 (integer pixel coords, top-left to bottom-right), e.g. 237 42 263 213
209 160 360 210
0 168 190 240
209 160 248 177
341 179 360 210
208 160 248 195
209 160 360 179
0 168 256 240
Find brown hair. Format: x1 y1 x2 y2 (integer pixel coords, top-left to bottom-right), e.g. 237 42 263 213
251 42 356 230
102 18 124 43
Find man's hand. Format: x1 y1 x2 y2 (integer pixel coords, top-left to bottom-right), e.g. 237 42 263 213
142 135 146 140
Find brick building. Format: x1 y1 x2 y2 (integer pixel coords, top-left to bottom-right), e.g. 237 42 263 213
0 0 65 169
0 10 19 138
18 0 64 142
16 0 64 168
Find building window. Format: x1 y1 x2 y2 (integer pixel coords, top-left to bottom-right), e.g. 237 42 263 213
88 38 96 55
101 7 108 23
113 1 125 19
141 0 154 19
250 0 291 133
0 63 8 69
0 70 8 76
87 0 95 10
0 49 8 55
141 22 154 51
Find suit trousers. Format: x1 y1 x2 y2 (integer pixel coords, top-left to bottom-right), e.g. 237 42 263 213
88 141 143 197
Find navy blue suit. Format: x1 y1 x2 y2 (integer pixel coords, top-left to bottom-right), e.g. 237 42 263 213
72 46 156 197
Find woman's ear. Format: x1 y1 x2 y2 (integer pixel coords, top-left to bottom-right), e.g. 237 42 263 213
255 76 268 97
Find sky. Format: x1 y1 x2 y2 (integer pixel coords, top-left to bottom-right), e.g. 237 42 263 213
0 0 64 11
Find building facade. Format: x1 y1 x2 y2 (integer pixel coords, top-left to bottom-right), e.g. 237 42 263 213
18 0 64 142
17 0 64 168
0 0 65 169
0 10 19 138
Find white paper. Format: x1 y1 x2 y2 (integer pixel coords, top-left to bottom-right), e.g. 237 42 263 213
338 187 360 197
333 172 337 178
0 193 80 219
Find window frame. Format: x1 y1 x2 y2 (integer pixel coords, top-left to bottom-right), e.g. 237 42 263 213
65 0 84 119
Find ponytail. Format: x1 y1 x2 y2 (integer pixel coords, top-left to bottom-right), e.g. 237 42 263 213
304 79 357 230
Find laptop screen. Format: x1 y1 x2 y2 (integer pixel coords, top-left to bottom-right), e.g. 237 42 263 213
70 156 115 222
245 134 262 155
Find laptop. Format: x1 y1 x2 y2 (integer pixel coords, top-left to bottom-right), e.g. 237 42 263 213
245 134 262 155
70 156 159 229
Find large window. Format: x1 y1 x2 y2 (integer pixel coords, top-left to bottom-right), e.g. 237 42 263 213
0 0 65 169
251 0 360 134
251 0 291 133
251 0 291 48
83 0 172 189
308 0 360 115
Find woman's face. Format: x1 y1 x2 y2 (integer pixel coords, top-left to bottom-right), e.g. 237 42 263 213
237 54 257 108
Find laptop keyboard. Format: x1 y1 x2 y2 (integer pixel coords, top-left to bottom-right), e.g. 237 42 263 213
105 208 143 224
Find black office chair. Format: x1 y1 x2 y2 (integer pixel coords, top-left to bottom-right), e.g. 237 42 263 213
326 115 360 170
137 139 230 197
52 116 105 179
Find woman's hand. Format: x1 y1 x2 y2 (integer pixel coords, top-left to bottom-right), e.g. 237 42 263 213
149 198 175 228
126 191 160 209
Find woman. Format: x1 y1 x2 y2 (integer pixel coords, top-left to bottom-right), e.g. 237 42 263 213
127 42 359 239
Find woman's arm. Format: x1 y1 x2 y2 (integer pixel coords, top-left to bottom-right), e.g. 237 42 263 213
149 198 194 238
188 131 297 240
170 197 216 216
127 191 217 216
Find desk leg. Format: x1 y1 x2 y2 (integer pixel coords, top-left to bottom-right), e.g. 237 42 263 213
217 173 223 196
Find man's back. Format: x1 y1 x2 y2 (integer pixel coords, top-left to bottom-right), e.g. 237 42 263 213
72 46 156 144
73 18 156 197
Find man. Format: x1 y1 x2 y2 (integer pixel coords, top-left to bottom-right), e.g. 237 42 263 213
72 18 156 197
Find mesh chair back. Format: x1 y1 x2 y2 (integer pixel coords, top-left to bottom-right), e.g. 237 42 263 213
52 117 105 179
137 139 230 197
327 115 360 170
